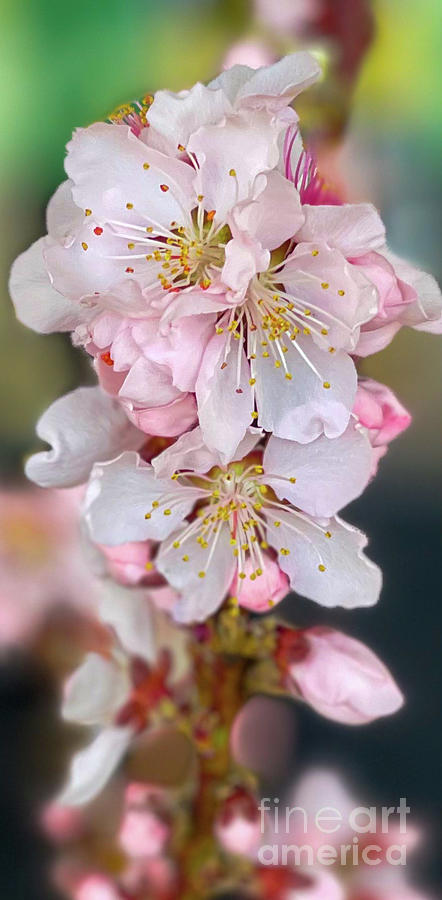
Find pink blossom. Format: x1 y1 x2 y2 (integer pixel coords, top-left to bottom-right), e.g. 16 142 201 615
279 626 403 724
83 425 380 623
354 378 412 476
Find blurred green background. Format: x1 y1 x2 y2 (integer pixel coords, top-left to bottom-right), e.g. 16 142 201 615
0 1 440 897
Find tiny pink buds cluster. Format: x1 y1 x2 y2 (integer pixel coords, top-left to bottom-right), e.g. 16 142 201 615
9 52 441 898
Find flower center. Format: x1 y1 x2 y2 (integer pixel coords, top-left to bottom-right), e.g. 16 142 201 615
148 457 329 608
215 246 353 398
103 200 229 293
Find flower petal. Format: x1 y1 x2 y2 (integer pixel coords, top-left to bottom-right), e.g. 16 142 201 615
383 251 442 331
187 110 283 223
196 331 254 463
232 170 304 250
210 52 320 109
296 203 386 256
263 426 372 517
65 122 195 230
62 653 130 726
57 725 133 807
267 513 381 609
98 582 156 664
254 334 357 442
156 523 236 623
152 426 221 478
281 241 378 349
124 393 197 437
25 387 144 488
84 452 196 545
222 235 270 298
9 238 89 334
147 82 232 156
46 179 84 243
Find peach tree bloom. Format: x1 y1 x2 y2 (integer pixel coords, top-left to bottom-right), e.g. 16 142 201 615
83 425 380 623
10 53 440 458
9 54 320 440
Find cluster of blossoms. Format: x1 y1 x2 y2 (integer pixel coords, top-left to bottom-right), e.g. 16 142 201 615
9 52 440 898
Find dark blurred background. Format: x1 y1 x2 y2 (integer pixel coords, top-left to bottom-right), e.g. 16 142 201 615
0 0 440 897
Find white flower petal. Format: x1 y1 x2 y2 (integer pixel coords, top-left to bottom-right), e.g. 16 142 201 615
25 387 144 488
267 513 381 609
84 452 196 545
187 110 283 223
156 524 236 623
264 426 372 517
152 426 221 478
99 582 156 664
232 171 304 250
196 332 254 464
9 238 89 334
296 204 386 256
62 652 130 725
147 82 232 156
254 334 357 442
46 179 84 243
210 52 320 108
57 725 133 807
235 51 320 107
383 250 442 330
66 122 195 230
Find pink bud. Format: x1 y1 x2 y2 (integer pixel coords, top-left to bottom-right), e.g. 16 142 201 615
231 555 290 613
284 627 404 724
354 379 411 476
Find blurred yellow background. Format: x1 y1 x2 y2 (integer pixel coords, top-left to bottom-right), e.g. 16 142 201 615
1 0 441 478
